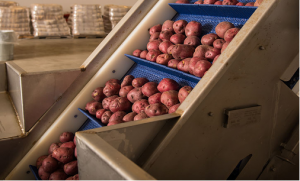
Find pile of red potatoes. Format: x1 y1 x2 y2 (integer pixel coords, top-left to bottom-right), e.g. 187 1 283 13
36 132 78 180
133 19 242 78
176 0 263 6
85 76 193 126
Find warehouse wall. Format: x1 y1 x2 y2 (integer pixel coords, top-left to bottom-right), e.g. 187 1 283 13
14 0 138 13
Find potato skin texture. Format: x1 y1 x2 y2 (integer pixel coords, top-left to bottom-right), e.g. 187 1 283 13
133 49 142 57
201 33 218 46
162 20 174 32
92 87 105 102
146 49 161 62
66 174 79 180
119 85 134 97
205 48 221 60
194 0 203 4
48 143 60 155
60 141 76 150
159 40 174 54
171 44 195 60
149 24 162 35
204 0 216 4
185 21 202 37
193 45 213 59
134 112 149 121
178 86 193 103
52 147 74 164
222 0 238 5
169 103 181 114
177 58 191 73
173 20 188 34
49 170 68 180
64 160 78 176
156 54 173 65
60 132 74 143
214 0 222 4
87 101 102 115
215 21 234 39
102 95 118 110
96 109 106 120
105 79 121 86
42 156 58 173
127 87 146 103
142 82 159 97
184 36 201 47
149 32 160 41
36 155 48 169
157 78 180 92
103 83 121 97
147 40 161 51
121 75 135 87
213 39 226 49
101 111 113 124
109 97 131 112
168 59 180 69
159 30 173 41
123 112 137 122
132 99 149 113
221 42 230 53
188 57 202 75
161 90 179 108
38 166 51 180
148 93 162 104
170 34 186 44
193 60 212 78
140 50 148 59
224 28 240 42
145 103 169 117
132 78 149 88
213 54 220 64
175 0 190 3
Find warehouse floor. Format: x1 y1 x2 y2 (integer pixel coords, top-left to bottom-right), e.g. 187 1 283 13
12 38 104 72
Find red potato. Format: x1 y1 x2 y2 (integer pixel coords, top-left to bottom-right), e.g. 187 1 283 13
205 48 221 60
42 156 58 173
38 166 51 180
185 21 202 37
169 103 181 114
96 109 107 120
201 33 218 46
119 85 134 97
87 101 102 115
140 50 148 59
149 24 162 35
221 42 229 53
159 40 174 54
184 36 201 47
204 0 216 4
109 111 126 123
48 143 60 155
52 147 74 164
159 31 173 41
132 99 149 113
60 132 74 143
134 111 149 121
213 39 226 49
85 101 93 111
170 34 186 44
103 83 121 97
177 58 191 73
60 141 76 150
168 59 180 69
142 82 159 97
193 45 213 59
127 87 146 103
146 49 161 62
49 170 68 180
193 60 212 77
188 57 202 75
132 78 149 88
101 111 113 124
123 112 137 122
215 21 235 38
148 93 162 104
102 95 119 110
105 79 121 86
109 97 131 112
214 1 222 5
147 40 161 51
145 103 169 117
149 32 160 41
222 0 238 5
133 49 142 57
178 86 193 103
245 2 254 6
236 2 245 6
161 90 179 108
36 155 48 169
224 28 240 42
157 78 180 92
194 0 203 4
73 136 76 146
107 121 120 126
74 147 77 158
156 54 173 65
175 0 190 3
171 44 195 60
213 54 220 64
66 174 79 180
121 75 135 87
167 45 175 54
64 160 78 176
162 20 174 32
254 0 263 6
92 87 105 102
173 20 188 34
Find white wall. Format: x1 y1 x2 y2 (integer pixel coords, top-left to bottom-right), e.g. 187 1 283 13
14 0 138 13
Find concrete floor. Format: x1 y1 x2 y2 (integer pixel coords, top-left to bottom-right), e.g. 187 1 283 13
12 38 104 72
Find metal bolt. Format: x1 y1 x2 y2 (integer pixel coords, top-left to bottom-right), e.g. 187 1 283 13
208 112 213 116
270 166 276 172
74 115 78 118
112 70 116 73
259 46 265 50
26 171 30 174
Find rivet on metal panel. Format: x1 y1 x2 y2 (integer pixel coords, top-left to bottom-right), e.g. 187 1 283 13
112 70 116 73
270 166 276 172
208 112 213 116
80 67 86 72
26 171 30 174
74 115 77 118
259 46 265 50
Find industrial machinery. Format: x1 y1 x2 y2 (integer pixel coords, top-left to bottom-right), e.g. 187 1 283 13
3 0 299 180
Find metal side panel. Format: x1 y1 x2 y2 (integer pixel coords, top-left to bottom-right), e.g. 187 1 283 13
0 62 7 92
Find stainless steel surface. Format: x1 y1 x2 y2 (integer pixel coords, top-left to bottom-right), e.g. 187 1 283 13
0 62 7 91
0 92 22 139
280 53 299 81
77 114 179 180
2 0 158 179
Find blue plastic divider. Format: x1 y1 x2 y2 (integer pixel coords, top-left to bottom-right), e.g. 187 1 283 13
29 165 41 180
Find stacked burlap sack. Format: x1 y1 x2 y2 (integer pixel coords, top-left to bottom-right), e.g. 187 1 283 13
31 4 70 37
102 4 131 34
69 4 105 37
0 1 18 7
0 6 31 36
